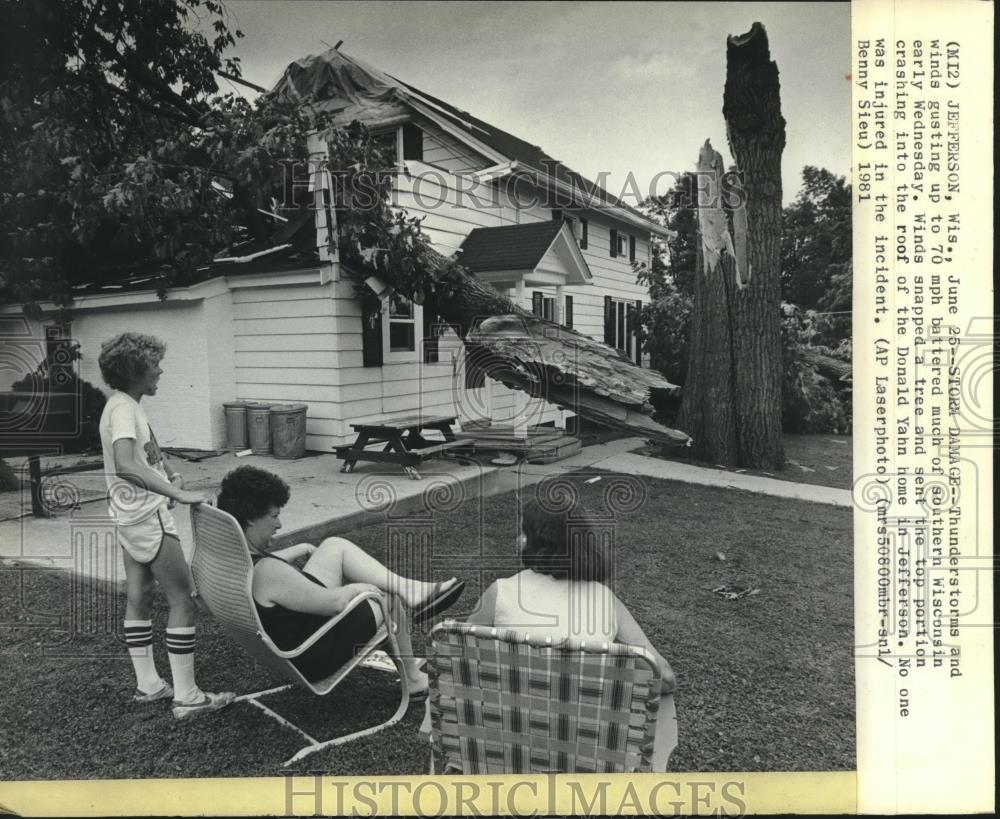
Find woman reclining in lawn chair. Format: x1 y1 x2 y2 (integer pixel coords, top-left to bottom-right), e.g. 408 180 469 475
216 466 465 694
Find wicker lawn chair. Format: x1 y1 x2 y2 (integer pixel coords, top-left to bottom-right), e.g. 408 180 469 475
189 503 411 766
427 621 675 773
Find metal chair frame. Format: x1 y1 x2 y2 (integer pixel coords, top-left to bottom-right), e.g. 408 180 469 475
189 503 410 766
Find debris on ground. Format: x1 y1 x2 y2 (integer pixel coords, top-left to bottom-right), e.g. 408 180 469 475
163 448 228 462
710 584 761 601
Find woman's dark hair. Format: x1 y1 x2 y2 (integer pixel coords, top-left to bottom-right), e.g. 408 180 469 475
520 498 611 583
217 466 291 528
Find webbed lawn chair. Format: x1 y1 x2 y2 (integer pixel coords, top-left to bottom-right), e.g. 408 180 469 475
189 503 410 766
427 621 676 774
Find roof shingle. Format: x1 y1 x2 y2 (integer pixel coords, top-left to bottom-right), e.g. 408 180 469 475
457 221 564 273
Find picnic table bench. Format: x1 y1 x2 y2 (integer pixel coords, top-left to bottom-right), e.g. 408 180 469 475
333 414 474 480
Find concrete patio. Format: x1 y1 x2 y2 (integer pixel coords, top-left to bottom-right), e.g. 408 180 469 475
0 437 853 588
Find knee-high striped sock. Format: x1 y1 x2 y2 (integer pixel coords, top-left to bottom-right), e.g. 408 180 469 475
124 620 164 693
166 626 199 703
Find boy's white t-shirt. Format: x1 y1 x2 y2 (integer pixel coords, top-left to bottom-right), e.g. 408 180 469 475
99 391 170 525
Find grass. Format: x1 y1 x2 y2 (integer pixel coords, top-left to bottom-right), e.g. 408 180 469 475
634 433 854 490
0 472 853 779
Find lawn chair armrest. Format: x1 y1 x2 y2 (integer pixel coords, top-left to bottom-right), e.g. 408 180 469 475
258 591 391 660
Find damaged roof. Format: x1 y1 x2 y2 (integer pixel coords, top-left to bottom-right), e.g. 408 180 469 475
270 49 662 233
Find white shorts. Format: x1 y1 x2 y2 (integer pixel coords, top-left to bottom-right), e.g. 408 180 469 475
117 508 179 564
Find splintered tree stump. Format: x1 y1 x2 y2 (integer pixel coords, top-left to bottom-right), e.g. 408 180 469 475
678 22 786 469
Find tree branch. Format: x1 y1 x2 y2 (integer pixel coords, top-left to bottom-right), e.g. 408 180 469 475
81 29 206 125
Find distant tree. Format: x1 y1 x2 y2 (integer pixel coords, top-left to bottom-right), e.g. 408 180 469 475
781 166 852 311
642 172 698 298
635 241 692 388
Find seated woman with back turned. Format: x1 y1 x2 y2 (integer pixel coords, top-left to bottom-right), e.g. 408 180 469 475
216 466 464 695
422 496 678 770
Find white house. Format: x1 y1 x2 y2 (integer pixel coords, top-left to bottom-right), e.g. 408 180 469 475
2 50 668 452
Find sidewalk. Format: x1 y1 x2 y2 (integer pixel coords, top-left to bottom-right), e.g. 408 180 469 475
0 438 851 586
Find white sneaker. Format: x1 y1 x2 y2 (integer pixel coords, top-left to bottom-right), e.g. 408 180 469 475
172 690 235 721
133 682 173 703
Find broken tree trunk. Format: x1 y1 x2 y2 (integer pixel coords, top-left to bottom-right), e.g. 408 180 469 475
678 22 786 469
676 209 739 463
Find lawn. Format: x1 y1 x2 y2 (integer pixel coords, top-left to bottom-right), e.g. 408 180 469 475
634 433 854 490
0 472 854 779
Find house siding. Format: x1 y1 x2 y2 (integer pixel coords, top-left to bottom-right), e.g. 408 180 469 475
9 300 221 450
230 281 343 451
420 120 490 175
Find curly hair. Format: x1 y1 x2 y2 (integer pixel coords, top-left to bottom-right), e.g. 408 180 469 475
217 466 291 529
98 332 166 391
520 497 611 583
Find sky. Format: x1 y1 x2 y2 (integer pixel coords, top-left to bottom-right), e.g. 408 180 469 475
220 1 851 205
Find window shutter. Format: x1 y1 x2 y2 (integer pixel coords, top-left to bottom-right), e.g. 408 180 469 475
402 123 423 161
633 299 643 365
604 296 615 345
564 295 574 329
580 219 588 250
422 304 440 364
609 228 618 258
532 291 544 316
361 293 384 367
629 235 636 263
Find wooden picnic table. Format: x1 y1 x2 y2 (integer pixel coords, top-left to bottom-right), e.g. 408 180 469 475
333 413 474 480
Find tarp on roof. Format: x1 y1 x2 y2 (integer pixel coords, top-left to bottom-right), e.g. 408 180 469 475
269 49 411 124
268 49 662 231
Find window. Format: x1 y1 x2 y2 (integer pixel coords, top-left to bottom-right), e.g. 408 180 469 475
564 295 574 329
604 296 643 364
609 228 630 259
370 123 424 166
387 293 416 353
532 291 555 321
371 129 400 167
402 123 423 161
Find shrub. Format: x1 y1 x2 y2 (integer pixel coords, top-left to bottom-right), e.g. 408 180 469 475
11 342 107 453
640 277 692 387
780 304 851 434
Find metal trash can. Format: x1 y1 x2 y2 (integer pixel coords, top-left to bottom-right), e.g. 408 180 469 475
222 401 251 450
270 403 308 459
247 403 274 455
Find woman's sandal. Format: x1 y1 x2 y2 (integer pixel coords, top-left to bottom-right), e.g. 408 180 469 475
410 579 466 625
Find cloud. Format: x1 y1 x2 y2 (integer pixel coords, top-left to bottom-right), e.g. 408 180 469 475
612 52 682 80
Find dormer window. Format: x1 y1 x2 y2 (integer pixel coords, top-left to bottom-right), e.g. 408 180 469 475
371 122 424 167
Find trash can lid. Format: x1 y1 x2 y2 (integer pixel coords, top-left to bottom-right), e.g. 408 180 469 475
269 403 307 414
223 401 252 408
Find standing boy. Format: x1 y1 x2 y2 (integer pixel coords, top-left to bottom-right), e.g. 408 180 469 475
98 331 233 719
